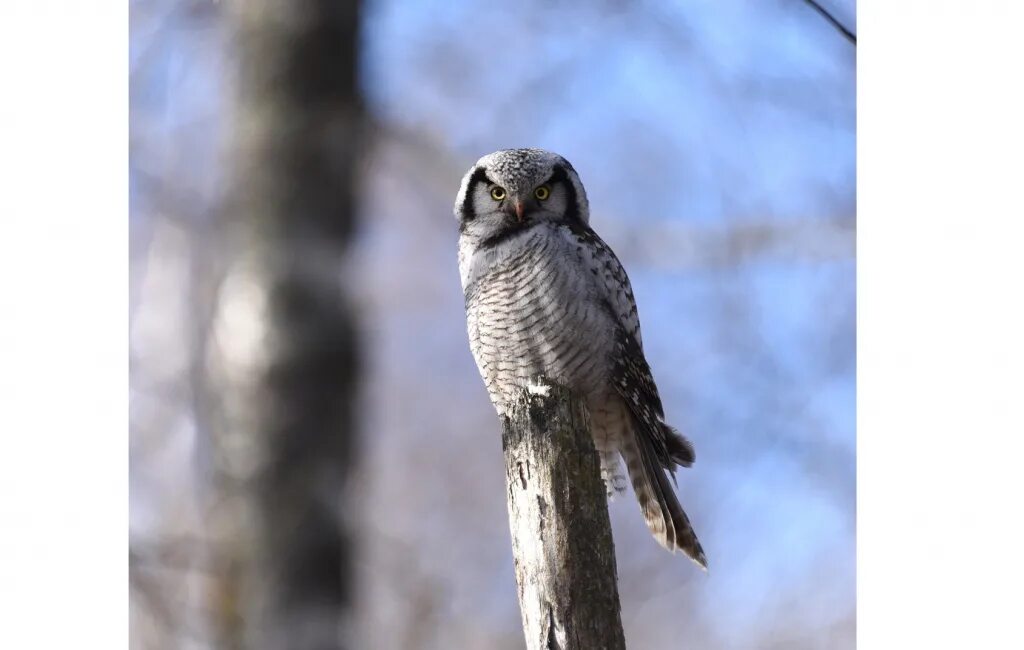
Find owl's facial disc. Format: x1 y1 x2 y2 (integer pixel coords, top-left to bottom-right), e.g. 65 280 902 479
455 149 590 248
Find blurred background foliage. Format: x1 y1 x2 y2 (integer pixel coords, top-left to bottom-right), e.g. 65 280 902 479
130 0 855 648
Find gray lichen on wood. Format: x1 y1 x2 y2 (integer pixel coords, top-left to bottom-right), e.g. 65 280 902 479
501 380 626 650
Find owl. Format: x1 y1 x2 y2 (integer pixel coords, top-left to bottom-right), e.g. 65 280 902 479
455 148 705 568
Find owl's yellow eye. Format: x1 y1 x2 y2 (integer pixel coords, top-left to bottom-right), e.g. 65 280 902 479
534 185 551 201
490 186 507 201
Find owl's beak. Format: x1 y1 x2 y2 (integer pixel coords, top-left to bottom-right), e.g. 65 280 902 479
504 198 533 222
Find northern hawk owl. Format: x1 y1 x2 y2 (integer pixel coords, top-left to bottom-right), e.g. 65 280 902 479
455 148 705 569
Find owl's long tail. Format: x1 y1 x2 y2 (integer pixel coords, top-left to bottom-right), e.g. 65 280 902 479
620 422 707 570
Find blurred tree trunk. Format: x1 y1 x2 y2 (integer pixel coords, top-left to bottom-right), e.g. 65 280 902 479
502 383 626 650
212 1 362 648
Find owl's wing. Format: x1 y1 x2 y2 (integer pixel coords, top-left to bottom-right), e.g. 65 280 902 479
566 222 704 566
612 330 695 470
566 221 694 469
565 221 643 347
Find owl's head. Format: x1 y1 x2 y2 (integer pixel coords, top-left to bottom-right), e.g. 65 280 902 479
454 148 590 245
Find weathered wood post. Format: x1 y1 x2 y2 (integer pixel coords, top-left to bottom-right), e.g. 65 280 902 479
501 381 627 650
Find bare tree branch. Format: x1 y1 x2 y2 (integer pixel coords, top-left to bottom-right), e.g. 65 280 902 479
804 0 857 45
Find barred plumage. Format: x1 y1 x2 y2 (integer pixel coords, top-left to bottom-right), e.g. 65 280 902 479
455 148 705 568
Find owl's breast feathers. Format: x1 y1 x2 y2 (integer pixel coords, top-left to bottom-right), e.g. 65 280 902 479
463 222 633 410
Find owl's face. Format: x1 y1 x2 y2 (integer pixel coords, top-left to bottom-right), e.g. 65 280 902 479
454 148 590 249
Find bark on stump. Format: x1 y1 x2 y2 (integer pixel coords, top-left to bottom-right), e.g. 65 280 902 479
501 382 627 650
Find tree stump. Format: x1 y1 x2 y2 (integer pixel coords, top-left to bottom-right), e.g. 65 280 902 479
501 381 626 650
